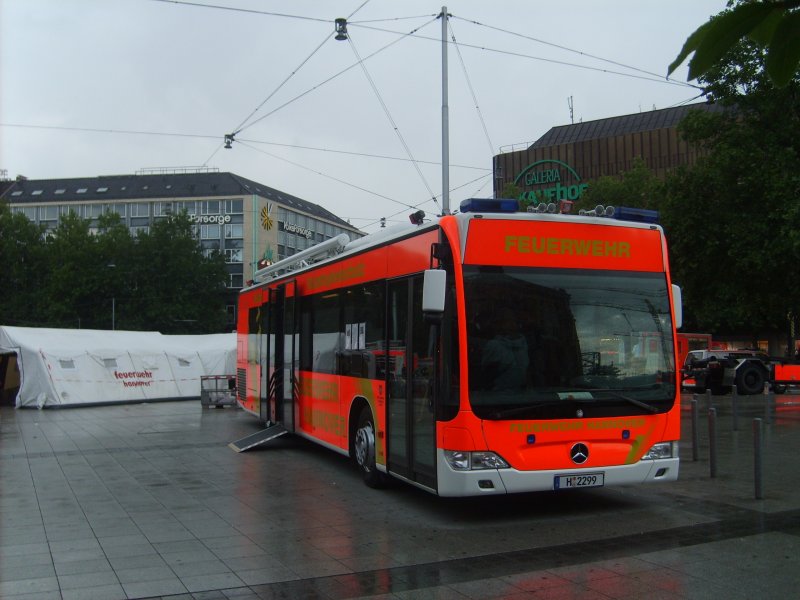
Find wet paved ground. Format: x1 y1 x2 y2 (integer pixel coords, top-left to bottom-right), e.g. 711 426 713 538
1 392 799 599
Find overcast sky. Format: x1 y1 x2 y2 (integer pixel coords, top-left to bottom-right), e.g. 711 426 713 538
1 0 726 232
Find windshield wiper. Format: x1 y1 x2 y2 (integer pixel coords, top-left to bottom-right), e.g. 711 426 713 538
576 388 660 413
493 396 596 419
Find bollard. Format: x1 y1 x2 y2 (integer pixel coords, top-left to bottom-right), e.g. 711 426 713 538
753 418 763 499
731 384 739 432
708 407 717 478
691 398 699 462
706 389 712 411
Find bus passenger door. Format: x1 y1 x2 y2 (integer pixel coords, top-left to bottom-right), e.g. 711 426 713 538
281 280 297 433
266 281 297 431
256 294 270 425
387 276 436 490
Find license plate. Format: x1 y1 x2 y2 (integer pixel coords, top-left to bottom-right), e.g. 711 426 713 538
554 473 604 490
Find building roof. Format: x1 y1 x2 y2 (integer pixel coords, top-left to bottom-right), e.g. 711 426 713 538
0 171 357 231
529 101 726 149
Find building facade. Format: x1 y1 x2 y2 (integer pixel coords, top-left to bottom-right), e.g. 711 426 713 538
492 102 724 207
0 169 363 326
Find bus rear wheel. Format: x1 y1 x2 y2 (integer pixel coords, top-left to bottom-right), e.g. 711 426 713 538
354 407 387 488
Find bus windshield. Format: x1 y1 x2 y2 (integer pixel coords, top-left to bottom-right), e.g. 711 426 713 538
464 266 676 420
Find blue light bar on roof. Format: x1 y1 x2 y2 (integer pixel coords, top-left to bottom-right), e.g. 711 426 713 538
459 198 519 213
611 206 660 224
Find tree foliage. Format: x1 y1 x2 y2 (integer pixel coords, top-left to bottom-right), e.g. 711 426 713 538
669 0 800 88
0 203 46 325
660 4 800 345
0 207 228 333
576 158 665 213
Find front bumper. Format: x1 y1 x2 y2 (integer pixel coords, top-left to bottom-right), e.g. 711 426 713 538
435 448 679 497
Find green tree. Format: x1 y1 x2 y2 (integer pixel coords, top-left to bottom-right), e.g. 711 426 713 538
1 206 228 333
669 0 800 88
0 203 46 326
577 158 665 213
44 211 109 329
123 213 228 333
660 24 800 347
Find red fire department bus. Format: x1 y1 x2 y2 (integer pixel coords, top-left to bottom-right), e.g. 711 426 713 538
235 199 682 496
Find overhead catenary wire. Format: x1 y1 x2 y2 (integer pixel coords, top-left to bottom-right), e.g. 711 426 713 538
231 0 368 136
235 15 439 135
149 0 330 23
346 33 440 212
350 21 702 90
450 15 691 86
0 122 489 171
236 139 420 211
237 137 489 171
448 19 494 156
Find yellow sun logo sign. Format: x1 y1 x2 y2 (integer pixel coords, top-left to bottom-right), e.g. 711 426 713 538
260 206 273 230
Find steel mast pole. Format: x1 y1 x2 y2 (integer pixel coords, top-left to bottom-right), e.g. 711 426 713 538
441 6 450 214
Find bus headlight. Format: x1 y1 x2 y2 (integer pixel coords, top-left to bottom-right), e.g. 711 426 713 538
641 441 677 460
444 450 509 471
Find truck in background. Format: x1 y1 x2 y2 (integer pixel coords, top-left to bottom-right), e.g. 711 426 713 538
680 339 800 395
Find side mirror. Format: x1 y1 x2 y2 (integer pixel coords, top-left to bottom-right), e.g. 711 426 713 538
422 269 446 313
671 284 683 330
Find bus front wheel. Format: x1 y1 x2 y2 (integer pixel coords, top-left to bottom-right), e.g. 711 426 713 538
354 407 387 488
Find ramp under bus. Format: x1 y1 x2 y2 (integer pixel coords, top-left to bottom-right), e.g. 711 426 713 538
228 423 288 453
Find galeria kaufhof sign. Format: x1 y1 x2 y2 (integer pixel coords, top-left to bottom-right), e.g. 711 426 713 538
514 159 588 204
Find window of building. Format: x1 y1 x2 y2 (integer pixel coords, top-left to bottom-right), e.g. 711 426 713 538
224 199 243 214
224 223 243 239
174 201 196 215
84 204 104 219
55 189 66 195
40 205 58 221
77 188 88 194
31 190 43 196
201 200 220 215
225 248 243 263
97 187 109 193
229 273 244 288
109 203 126 217
59 359 76 370
129 203 149 217
130 225 150 236
11 191 22 197
102 358 117 368
154 202 172 217
201 224 220 239
61 205 81 217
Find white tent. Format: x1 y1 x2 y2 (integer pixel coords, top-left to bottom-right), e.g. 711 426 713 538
0 326 236 408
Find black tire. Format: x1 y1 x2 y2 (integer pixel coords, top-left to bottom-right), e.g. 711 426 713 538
353 407 387 488
736 364 765 395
